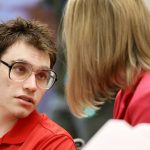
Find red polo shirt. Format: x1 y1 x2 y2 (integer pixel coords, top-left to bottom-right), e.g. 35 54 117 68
0 111 76 150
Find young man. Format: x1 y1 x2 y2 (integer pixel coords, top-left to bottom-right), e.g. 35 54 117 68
0 17 76 149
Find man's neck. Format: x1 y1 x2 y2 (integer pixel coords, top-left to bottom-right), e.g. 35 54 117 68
0 110 18 137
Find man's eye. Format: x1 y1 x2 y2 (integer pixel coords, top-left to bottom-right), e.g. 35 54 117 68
12 65 27 75
36 72 48 81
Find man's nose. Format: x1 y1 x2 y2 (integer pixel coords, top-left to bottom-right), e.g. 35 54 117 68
22 73 37 92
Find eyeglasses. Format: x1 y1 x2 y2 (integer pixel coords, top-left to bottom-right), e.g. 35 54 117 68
0 60 57 89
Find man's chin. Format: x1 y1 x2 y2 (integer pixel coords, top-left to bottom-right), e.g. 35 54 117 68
14 110 33 119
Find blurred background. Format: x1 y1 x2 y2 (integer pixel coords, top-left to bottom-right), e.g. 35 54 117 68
0 0 114 144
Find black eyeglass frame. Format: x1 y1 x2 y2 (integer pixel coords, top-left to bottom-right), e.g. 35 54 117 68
0 59 57 89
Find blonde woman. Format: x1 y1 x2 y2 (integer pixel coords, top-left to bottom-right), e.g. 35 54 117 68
63 0 150 126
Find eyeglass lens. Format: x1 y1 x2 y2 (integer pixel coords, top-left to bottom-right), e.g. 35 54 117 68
10 62 56 89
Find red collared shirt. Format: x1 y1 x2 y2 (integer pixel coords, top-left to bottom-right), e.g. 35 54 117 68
0 111 76 150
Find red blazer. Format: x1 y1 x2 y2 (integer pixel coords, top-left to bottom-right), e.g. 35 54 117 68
114 72 150 126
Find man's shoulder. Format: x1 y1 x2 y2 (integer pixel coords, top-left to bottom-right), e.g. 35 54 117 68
37 113 72 138
21 112 76 149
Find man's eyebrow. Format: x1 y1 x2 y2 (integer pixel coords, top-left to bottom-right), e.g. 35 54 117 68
11 59 26 63
39 66 51 70
10 59 51 70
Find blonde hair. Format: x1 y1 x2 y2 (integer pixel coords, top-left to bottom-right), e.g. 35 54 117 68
63 0 150 117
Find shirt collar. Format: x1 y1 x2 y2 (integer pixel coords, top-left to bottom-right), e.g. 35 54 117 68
0 110 42 144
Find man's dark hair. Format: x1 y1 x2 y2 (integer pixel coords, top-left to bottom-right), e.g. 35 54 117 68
0 17 56 68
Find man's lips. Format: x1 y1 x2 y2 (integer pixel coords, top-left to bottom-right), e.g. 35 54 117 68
15 95 35 104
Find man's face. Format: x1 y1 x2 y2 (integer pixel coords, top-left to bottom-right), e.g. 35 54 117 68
0 41 50 119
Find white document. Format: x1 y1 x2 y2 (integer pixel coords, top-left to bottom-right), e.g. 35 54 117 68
82 119 150 150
